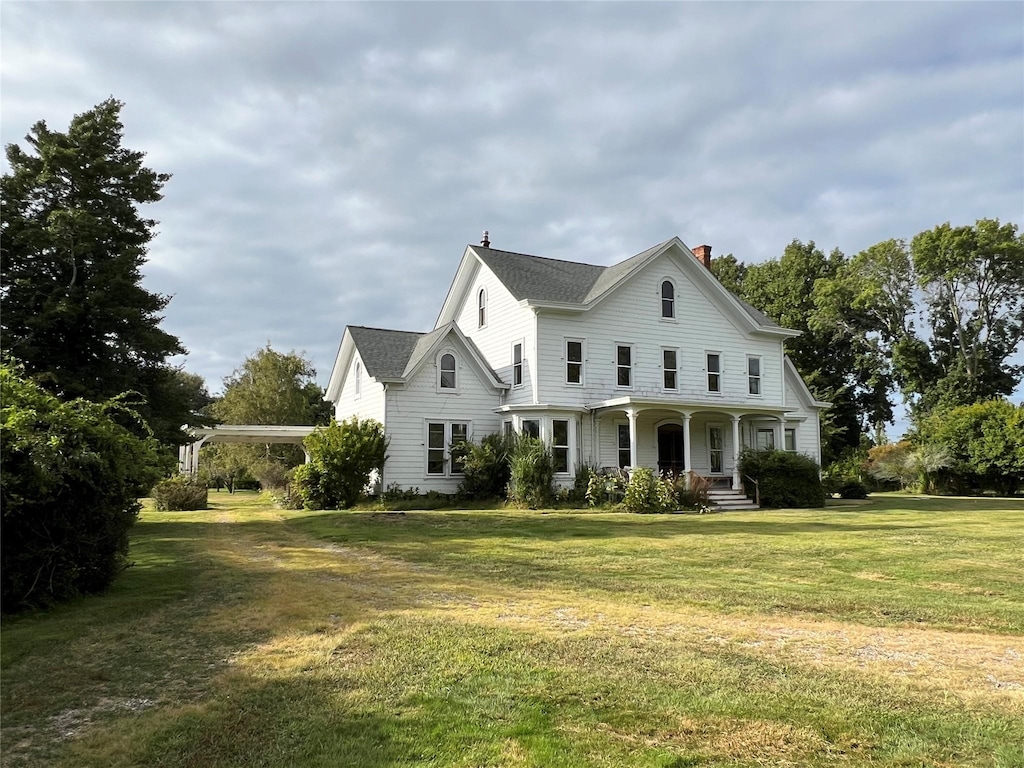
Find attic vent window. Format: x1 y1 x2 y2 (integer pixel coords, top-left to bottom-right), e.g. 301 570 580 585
477 288 487 328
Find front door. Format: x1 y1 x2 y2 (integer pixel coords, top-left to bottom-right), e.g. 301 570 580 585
657 424 684 476
708 424 724 474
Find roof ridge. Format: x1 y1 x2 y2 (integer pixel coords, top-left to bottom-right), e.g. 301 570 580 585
348 325 425 335
475 245 607 269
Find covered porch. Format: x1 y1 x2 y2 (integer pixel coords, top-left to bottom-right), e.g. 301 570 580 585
585 397 796 490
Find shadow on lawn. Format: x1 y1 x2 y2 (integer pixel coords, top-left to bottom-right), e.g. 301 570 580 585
281 511 940 544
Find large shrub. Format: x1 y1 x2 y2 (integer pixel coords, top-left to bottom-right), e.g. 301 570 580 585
292 417 387 509
739 449 825 508
1 364 163 610
457 432 513 500
918 399 1024 496
622 468 676 514
152 474 209 511
507 435 554 508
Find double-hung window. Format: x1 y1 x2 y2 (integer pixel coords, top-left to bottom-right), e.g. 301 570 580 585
756 428 776 450
616 344 633 388
706 352 721 393
566 339 584 385
747 355 761 396
785 428 797 452
663 349 678 390
617 424 631 468
512 342 523 387
426 421 469 476
552 419 570 474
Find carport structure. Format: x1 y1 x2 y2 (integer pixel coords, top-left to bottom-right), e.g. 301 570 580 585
178 425 317 474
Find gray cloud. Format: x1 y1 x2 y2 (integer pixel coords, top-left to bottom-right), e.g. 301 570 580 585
2 1 1021 403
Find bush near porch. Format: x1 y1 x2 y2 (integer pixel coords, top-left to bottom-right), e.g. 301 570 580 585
740 449 826 508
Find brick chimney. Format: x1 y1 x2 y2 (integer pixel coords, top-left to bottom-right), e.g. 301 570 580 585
692 244 712 269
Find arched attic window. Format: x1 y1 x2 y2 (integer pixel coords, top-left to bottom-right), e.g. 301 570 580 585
439 352 457 390
354 360 361 397
661 280 675 319
478 288 487 328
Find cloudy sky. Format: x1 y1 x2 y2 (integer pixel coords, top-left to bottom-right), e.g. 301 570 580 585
3 2 1022 417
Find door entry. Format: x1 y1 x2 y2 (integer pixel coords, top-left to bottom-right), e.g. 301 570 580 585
657 424 684 476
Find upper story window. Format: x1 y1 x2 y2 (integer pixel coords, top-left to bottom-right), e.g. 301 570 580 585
512 342 523 387
661 280 675 319
354 361 362 398
477 288 487 328
706 352 721 393
439 352 457 390
566 339 584 385
747 355 761 396
663 349 678 390
616 344 633 388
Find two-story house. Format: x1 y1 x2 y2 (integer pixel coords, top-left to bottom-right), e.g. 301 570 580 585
325 235 828 494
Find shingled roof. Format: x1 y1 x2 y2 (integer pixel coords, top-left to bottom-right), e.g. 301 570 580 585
346 326 424 380
346 324 504 384
473 240 780 329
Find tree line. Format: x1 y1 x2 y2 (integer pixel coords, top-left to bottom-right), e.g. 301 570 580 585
712 222 1023 491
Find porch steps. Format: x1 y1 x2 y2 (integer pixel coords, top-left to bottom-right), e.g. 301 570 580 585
706 487 759 511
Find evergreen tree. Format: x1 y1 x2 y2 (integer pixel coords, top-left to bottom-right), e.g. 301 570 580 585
1 98 193 445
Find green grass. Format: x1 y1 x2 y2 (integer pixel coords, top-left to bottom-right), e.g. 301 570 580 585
2 492 1022 767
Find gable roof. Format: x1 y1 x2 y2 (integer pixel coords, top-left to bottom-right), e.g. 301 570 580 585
462 238 784 332
347 326 424 380
333 323 506 393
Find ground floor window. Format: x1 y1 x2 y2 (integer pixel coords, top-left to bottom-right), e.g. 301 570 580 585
552 419 570 474
521 419 540 439
757 428 776 450
785 428 797 452
426 421 469 476
617 423 631 468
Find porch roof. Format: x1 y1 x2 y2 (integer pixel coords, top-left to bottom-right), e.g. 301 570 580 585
584 395 799 418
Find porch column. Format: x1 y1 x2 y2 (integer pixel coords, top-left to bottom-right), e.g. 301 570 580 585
626 407 638 470
178 444 188 474
731 415 741 490
682 414 692 488
303 449 312 464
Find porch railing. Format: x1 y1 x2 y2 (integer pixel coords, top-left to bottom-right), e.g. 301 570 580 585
742 473 760 506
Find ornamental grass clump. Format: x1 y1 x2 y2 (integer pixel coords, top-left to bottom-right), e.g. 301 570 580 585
507 435 554 508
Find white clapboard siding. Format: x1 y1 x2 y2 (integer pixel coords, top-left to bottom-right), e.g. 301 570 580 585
452 261 536 405
333 352 387 424
536 252 784 408
381 347 503 494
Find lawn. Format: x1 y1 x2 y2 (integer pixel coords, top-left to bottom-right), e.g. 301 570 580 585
2 493 1022 767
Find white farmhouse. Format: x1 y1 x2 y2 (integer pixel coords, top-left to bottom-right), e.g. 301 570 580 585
325 235 828 495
